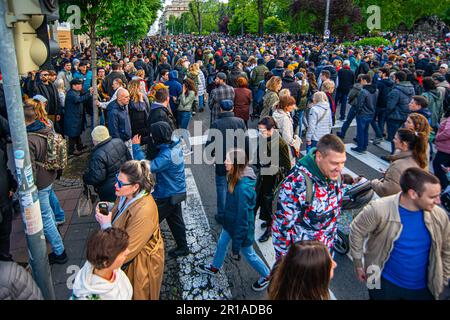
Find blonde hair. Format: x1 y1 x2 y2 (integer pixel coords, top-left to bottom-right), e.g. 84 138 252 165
55 79 65 93
321 80 335 94
136 69 145 78
279 89 291 99
313 91 328 104
266 76 282 92
26 98 48 123
128 80 141 103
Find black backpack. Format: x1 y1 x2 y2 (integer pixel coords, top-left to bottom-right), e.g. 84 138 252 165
444 87 450 112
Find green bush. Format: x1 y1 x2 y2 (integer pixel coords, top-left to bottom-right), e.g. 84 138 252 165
353 37 391 47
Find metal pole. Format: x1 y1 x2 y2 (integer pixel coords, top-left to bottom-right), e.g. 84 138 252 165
0 0 55 300
324 0 330 39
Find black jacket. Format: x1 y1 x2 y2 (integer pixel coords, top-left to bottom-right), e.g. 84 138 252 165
105 71 128 97
146 102 177 160
281 76 302 105
206 112 247 176
356 60 370 77
83 137 131 202
355 84 378 116
129 99 150 145
337 68 355 94
0 147 16 211
376 78 394 109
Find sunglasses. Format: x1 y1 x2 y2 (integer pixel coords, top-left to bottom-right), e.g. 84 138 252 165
115 174 133 188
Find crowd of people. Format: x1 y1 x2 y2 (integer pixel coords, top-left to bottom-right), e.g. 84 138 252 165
0 32 450 300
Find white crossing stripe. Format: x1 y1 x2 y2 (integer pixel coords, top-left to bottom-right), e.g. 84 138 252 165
179 168 232 299
345 144 389 173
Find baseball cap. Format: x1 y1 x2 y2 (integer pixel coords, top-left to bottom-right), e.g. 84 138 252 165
32 95 48 103
220 100 233 111
440 64 448 69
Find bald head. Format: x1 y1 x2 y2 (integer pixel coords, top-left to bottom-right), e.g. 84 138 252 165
117 88 130 106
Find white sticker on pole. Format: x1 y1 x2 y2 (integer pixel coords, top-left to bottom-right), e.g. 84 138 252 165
24 165 34 187
23 200 43 235
14 150 25 169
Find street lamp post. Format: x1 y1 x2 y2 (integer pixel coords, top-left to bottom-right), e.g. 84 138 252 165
324 0 331 40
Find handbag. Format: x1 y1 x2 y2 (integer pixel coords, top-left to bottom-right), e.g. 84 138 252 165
170 192 187 206
76 185 97 217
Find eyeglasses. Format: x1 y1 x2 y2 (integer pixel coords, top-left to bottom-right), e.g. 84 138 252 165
115 174 133 188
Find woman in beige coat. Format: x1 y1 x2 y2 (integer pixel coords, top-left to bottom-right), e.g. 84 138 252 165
95 160 164 300
372 128 427 197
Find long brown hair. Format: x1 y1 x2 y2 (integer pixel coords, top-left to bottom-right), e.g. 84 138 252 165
268 240 333 300
226 149 248 193
396 128 428 169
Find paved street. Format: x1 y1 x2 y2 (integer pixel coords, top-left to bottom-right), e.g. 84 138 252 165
8 105 444 300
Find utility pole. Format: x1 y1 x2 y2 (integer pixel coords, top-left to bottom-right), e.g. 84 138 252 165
0 0 55 300
324 0 331 40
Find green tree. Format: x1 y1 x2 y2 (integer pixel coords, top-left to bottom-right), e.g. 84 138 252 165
264 16 288 34
98 0 162 48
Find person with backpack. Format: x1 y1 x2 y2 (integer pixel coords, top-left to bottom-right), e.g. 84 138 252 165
196 149 271 292
422 77 443 131
432 73 450 113
272 134 346 260
24 102 68 265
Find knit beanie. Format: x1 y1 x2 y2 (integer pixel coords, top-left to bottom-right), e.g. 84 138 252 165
91 126 110 143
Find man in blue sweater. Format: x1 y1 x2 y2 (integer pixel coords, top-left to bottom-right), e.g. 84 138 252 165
350 168 450 300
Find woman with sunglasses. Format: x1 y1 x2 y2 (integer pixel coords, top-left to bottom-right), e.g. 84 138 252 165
197 149 271 292
95 160 164 300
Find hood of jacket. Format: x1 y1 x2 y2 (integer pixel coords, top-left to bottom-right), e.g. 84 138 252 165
71 261 131 300
394 81 415 96
169 70 179 80
379 78 394 88
26 120 50 134
240 166 256 180
298 148 328 184
151 102 167 110
282 76 295 83
363 84 378 94
150 121 173 145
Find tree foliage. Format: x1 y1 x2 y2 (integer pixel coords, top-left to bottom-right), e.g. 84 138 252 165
264 16 288 34
97 0 162 47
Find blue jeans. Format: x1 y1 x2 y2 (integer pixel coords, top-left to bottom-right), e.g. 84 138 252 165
38 185 65 255
198 95 204 112
336 91 349 120
375 108 387 135
49 189 65 223
177 111 192 130
215 175 228 217
212 229 270 278
339 105 356 137
293 110 304 136
386 120 404 154
356 115 373 150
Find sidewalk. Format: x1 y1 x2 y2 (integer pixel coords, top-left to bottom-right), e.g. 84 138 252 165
9 177 99 299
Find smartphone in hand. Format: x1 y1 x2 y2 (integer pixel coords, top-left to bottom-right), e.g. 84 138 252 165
98 202 109 216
